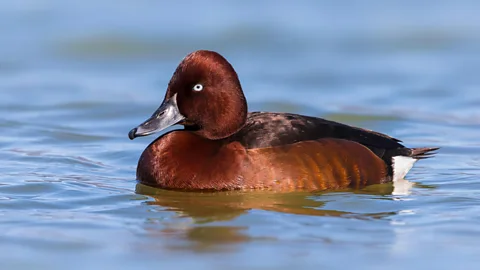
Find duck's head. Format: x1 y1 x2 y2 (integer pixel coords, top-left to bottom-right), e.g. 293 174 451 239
129 50 247 140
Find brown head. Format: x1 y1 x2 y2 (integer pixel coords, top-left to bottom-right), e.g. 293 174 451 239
129 50 248 140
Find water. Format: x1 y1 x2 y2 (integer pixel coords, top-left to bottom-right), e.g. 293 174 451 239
1 1 480 269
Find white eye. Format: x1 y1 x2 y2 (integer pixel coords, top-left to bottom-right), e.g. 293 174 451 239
192 83 203 92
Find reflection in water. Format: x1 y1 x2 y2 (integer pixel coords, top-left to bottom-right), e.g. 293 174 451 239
137 184 390 221
137 180 414 221
135 182 415 252
392 179 415 196
153 226 256 253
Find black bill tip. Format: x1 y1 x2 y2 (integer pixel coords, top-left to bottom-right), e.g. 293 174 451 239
128 128 137 140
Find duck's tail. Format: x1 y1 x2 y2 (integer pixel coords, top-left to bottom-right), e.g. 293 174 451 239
410 147 440 160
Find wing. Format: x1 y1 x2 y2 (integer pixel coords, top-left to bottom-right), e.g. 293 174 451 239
232 112 405 152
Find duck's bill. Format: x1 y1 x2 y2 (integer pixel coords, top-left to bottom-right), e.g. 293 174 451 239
128 94 185 140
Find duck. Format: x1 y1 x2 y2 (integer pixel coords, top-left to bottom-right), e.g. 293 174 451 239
128 50 438 192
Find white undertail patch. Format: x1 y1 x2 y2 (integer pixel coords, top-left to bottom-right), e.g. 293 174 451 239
392 156 417 182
